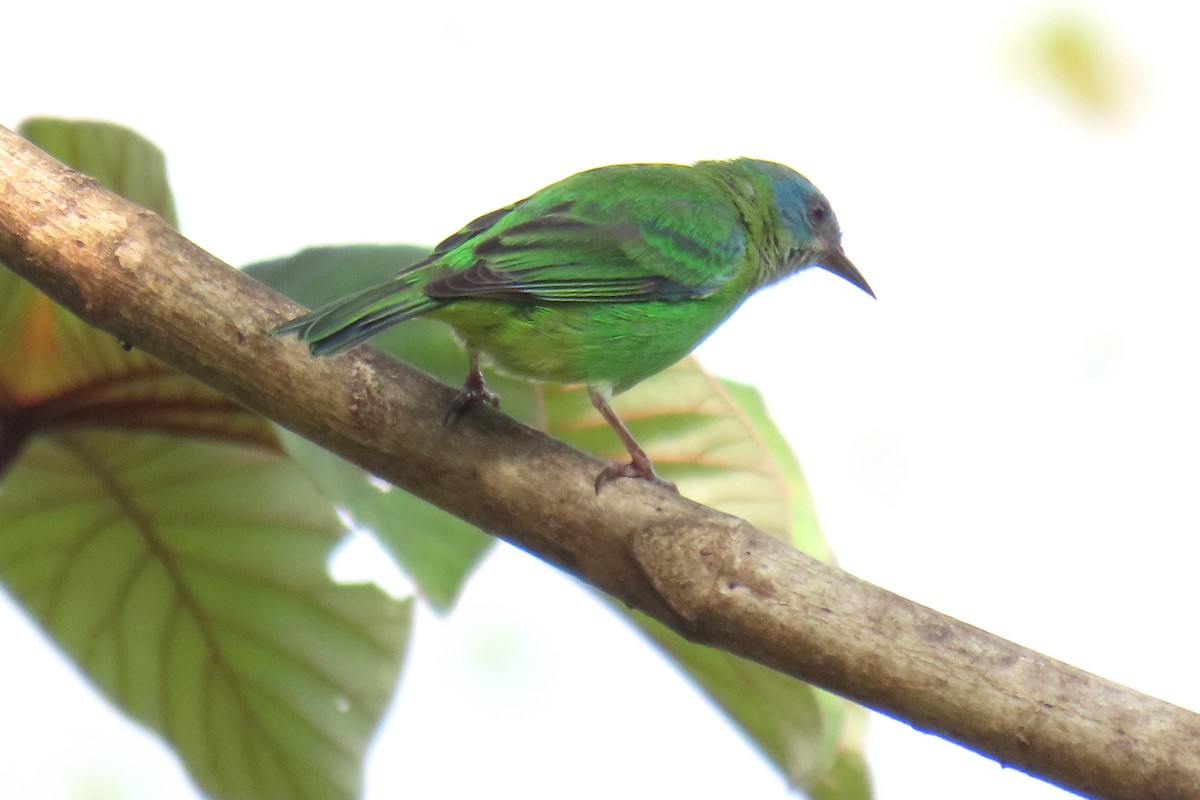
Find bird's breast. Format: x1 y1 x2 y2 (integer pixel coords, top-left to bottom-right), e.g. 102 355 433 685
432 296 742 392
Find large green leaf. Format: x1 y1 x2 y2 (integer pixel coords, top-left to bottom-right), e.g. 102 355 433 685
247 247 500 610
19 118 179 229
0 431 411 800
252 245 872 797
548 367 870 797
1 118 411 800
275 427 490 611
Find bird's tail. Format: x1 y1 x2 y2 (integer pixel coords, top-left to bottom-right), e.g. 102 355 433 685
272 277 443 356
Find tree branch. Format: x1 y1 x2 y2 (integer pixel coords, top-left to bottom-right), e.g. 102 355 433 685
2 124 1197 800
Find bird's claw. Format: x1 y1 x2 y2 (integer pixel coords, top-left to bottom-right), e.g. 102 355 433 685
593 459 678 494
444 384 500 427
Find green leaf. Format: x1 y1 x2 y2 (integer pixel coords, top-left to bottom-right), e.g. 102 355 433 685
543 363 820 543
19 118 179 228
2 119 411 800
253 245 872 796
718 379 833 560
0 432 410 800
248 246 505 609
275 427 490 611
247 246 429 308
548 366 872 797
626 607 873 799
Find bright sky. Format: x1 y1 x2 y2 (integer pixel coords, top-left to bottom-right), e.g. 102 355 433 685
4 2 1199 799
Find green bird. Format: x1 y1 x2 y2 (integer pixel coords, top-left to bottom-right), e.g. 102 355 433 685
274 158 873 491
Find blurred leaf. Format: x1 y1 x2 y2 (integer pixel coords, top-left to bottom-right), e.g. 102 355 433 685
0 432 411 800
628 608 869 799
809 715 873 800
631 608 825 768
247 247 502 609
19 118 179 228
720 379 832 559
276 427 490 610
545 365 831 554
247 245 429 308
551 368 871 797
1021 15 1128 118
1 119 410 800
254 244 872 796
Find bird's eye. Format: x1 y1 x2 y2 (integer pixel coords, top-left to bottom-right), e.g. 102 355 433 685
807 202 828 225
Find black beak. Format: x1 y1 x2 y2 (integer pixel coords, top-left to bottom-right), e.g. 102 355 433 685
818 244 875 299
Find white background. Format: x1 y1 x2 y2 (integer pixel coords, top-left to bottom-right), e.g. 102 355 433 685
3 1 1198 798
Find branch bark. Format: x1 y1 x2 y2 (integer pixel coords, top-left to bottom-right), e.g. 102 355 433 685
2 124 1197 800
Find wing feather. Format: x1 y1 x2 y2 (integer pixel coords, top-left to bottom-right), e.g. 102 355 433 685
423 167 747 304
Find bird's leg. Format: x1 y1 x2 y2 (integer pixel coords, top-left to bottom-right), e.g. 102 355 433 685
587 386 678 494
444 349 500 426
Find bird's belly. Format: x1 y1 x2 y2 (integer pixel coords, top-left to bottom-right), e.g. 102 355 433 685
433 299 736 392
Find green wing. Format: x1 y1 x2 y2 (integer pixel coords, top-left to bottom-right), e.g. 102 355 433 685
273 165 749 357
424 165 749 304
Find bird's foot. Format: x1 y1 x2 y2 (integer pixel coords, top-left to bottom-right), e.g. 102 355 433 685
593 454 678 494
444 371 500 426
586 385 677 493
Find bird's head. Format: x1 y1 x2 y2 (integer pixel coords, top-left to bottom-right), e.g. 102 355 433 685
748 159 875 298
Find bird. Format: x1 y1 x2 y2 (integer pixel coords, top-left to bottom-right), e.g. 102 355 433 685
273 158 873 492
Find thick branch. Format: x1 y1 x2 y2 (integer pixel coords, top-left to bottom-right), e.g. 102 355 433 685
1 125 1197 800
